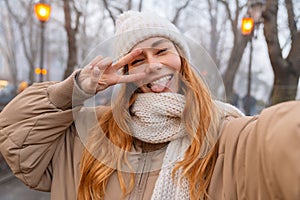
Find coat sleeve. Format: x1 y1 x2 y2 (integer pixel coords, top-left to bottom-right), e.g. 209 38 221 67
210 101 300 200
0 70 92 191
252 100 300 199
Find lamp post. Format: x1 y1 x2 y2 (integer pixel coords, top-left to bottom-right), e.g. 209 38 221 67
241 0 265 115
34 1 51 82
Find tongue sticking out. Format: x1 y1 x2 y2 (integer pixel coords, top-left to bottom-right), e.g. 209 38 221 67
151 84 166 93
148 75 172 93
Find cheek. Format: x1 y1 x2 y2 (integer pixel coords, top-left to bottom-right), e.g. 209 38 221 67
128 65 145 74
167 55 181 71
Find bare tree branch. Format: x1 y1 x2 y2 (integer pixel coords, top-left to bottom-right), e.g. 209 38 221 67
263 0 284 70
3 0 37 83
103 0 116 26
233 0 240 35
4 0 26 26
285 0 297 40
72 1 82 32
172 0 191 25
0 15 17 84
217 0 234 33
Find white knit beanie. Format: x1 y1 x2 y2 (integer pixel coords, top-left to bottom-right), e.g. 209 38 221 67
113 11 190 59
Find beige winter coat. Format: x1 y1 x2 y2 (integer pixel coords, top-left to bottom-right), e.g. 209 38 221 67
0 72 299 200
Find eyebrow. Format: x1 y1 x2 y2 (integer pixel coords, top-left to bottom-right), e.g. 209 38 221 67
151 38 171 48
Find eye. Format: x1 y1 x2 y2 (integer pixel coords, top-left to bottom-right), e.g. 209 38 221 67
156 48 168 55
131 58 144 66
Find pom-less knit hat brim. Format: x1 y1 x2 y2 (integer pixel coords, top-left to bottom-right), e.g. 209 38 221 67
113 11 190 60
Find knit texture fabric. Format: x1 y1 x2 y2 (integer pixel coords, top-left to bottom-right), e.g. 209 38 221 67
129 92 190 200
113 11 190 59
130 92 186 143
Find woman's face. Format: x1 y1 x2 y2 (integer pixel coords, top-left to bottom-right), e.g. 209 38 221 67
128 37 182 93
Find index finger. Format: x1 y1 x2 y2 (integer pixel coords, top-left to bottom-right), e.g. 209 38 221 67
118 72 147 83
112 48 143 70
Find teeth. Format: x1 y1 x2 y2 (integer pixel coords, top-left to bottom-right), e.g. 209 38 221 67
151 75 172 85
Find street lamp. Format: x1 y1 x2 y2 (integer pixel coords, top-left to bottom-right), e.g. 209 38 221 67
34 1 51 82
241 0 265 115
241 17 254 35
241 0 265 36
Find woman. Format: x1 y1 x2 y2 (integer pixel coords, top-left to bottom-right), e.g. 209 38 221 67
0 11 299 200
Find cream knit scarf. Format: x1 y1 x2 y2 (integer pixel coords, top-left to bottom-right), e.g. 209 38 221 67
129 92 191 200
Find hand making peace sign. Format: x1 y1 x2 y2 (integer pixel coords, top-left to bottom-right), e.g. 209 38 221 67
77 48 146 94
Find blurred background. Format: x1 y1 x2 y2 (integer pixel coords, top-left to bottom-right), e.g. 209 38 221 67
0 0 299 199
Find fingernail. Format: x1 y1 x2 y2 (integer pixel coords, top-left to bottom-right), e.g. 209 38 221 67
132 48 142 54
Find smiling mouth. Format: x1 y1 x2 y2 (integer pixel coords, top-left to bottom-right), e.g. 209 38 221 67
146 75 173 89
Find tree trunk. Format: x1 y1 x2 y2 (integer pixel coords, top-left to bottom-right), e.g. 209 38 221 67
218 0 251 104
222 34 250 104
271 71 298 104
63 0 78 79
263 0 300 105
207 0 221 67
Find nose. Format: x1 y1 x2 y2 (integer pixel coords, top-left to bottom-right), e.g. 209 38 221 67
145 58 163 73
145 63 162 73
